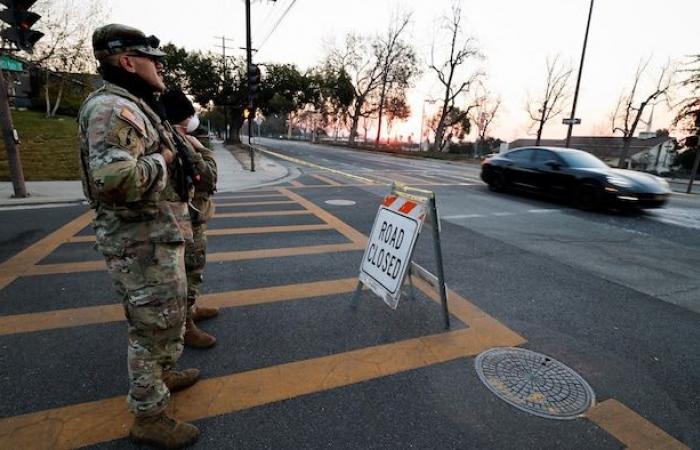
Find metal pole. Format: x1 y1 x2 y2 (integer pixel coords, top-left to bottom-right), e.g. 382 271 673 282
419 100 425 151
429 196 450 329
245 0 255 172
0 67 27 198
564 0 594 148
222 36 228 142
688 145 700 194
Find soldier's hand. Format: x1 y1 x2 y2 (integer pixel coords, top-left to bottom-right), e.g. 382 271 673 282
184 135 205 151
160 146 175 166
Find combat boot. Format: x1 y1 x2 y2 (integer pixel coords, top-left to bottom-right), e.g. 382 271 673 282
191 305 219 322
129 412 199 449
184 318 217 348
162 368 200 392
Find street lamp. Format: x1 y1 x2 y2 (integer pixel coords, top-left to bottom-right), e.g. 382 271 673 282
564 0 595 148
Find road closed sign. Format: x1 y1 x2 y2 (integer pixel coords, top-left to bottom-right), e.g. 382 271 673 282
359 194 427 309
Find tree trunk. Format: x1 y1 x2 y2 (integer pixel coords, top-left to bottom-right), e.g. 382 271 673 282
374 79 388 147
433 126 444 152
287 112 293 139
228 112 244 145
50 80 65 117
348 113 360 145
618 138 632 168
44 71 51 118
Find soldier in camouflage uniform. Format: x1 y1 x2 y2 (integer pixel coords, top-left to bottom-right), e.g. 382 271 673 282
161 88 219 349
78 24 200 449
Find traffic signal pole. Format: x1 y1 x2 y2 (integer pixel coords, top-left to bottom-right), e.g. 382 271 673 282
245 0 255 172
0 66 27 197
564 0 594 148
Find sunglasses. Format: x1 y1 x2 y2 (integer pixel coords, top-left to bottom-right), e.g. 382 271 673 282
125 54 164 64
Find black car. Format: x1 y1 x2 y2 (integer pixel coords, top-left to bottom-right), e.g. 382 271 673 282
480 146 671 209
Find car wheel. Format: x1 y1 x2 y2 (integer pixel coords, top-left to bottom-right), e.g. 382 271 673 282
575 182 601 210
488 169 507 192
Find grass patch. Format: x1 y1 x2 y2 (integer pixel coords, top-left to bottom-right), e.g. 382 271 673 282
0 110 80 181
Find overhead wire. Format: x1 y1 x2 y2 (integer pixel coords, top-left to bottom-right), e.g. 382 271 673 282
256 0 298 52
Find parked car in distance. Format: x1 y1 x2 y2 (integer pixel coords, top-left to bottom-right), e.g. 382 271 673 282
480 146 672 209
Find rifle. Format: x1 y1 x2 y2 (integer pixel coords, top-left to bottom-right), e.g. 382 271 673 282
160 120 201 202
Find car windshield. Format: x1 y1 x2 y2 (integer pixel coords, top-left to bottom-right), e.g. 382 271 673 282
559 151 609 169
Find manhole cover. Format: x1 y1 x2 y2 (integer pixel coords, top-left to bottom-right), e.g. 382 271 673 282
325 199 356 206
475 347 595 420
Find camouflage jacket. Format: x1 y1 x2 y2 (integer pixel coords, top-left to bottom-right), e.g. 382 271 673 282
183 137 217 224
78 82 191 255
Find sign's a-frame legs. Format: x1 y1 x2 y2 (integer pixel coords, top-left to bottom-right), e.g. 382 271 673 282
428 195 451 330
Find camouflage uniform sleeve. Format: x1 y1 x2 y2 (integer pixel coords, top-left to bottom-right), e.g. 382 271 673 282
182 137 217 193
86 102 168 204
193 146 217 193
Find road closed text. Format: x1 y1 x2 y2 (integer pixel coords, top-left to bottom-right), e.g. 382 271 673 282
366 221 405 280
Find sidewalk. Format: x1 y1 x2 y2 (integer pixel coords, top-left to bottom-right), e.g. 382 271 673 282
0 139 289 208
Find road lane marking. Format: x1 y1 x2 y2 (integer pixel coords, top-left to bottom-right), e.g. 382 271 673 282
279 188 368 245
0 278 360 336
527 208 561 213
0 211 93 291
67 224 336 244
214 210 311 218
215 200 297 207
289 180 305 187
586 399 689 450
309 174 341 186
0 278 524 449
214 194 286 200
19 243 366 277
443 214 486 219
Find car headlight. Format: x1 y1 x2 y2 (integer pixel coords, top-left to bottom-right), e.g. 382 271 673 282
606 175 633 188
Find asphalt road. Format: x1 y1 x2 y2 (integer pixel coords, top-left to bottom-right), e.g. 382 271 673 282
0 138 698 449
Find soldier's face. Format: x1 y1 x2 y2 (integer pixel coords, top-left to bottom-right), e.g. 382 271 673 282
120 54 166 92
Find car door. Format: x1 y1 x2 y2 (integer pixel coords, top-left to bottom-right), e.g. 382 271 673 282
532 149 572 196
503 148 536 187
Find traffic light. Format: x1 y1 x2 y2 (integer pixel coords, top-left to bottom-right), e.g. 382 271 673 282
0 0 44 53
247 64 261 99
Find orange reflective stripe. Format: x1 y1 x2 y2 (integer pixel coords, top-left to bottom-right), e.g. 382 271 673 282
398 201 417 215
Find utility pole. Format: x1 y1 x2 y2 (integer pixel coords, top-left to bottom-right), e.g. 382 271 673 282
214 36 235 142
564 0 594 148
245 0 255 172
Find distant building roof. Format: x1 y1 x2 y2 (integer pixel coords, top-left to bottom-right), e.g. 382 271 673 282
508 136 671 160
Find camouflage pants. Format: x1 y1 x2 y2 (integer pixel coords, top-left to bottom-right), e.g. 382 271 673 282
185 222 207 318
104 241 187 418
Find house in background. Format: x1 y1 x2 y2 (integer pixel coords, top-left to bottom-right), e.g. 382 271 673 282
507 134 677 174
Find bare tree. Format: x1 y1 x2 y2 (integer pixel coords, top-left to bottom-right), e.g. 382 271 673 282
472 89 501 156
324 34 383 144
31 0 105 117
526 55 572 146
373 12 419 147
429 2 483 152
612 60 673 168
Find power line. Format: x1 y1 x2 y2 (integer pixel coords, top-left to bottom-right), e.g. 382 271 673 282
257 0 297 52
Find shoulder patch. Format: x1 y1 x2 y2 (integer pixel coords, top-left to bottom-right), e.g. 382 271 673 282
118 107 146 136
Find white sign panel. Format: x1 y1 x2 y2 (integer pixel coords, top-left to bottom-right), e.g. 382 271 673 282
359 199 427 309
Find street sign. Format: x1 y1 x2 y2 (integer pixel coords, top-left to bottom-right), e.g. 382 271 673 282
0 55 23 72
359 194 427 309
562 118 581 125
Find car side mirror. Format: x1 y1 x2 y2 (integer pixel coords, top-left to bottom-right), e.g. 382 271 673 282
545 160 562 170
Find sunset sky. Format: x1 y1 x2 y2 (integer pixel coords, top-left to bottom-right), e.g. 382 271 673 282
104 0 699 142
